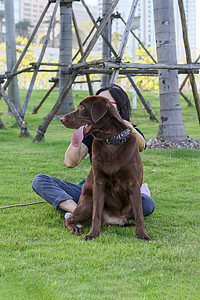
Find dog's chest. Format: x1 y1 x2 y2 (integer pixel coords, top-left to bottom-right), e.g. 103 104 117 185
92 142 134 173
103 176 132 213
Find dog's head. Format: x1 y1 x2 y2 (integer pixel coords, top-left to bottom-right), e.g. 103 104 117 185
60 95 125 146
60 95 111 133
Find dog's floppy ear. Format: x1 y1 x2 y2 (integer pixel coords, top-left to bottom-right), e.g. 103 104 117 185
91 98 109 123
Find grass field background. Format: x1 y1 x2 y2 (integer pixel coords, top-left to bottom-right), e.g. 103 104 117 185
0 89 199 299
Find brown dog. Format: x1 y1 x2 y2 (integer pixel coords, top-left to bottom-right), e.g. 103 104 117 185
61 96 151 241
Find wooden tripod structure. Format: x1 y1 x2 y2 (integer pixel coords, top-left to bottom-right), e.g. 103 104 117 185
0 0 200 141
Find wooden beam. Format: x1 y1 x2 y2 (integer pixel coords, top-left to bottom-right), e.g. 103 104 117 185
33 60 200 70
68 68 197 75
63 68 159 75
104 62 200 70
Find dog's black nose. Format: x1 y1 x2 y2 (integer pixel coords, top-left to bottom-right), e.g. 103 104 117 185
60 116 64 123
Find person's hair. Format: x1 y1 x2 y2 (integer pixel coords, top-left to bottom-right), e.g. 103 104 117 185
96 84 131 121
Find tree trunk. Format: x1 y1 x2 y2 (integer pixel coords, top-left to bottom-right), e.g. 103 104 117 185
153 0 187 141
5 0 21 113
57 0 74 115
101 0 112 87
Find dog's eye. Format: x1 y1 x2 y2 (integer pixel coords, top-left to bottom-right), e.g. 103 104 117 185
79 105 85 111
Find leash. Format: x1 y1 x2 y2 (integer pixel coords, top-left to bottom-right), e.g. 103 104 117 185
0 201 45 209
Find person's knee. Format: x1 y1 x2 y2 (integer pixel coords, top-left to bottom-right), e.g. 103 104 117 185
142 194 156 217
32 174 46 192
149 198 156 215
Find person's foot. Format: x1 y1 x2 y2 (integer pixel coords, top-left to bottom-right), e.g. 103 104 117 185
64 212 82 228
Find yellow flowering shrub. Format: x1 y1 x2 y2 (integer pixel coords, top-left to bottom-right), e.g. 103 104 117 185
0 36 58 89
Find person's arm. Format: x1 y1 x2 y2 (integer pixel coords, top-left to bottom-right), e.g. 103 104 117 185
64 142 88 168
123 120 145 152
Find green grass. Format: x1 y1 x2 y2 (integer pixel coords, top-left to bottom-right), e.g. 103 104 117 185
0 89 200 299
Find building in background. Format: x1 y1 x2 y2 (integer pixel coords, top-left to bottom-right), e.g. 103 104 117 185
174 0 196 59
15 0 57 38
0 1 97 43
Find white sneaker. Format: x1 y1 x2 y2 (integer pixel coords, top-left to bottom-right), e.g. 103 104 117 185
64 212 82 228
64 212 72 220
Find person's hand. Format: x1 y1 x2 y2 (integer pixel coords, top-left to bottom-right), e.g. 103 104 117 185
123 120 135 133
123 120 145 151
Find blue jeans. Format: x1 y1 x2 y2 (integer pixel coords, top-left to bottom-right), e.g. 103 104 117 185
32 174 155 217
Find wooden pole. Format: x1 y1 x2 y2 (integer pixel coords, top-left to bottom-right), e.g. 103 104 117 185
104 62 200 70
178 53 200 107
3 62 196 76
101 0 112 86
0 85 31 136
72 9 93 95
72 24 96 61
180 91 193 107
63 68 196 76
32 78 59 114
110 0 139 83
0 85 22 127
33 71 77 142
79 0 119 63
0 201 45 209
0 116 5 129
80 0 118 57
127 75 158 122
34 61 200 70
21 0 60 120
63 68 158 75
120 14 157 64
5 67 34 78
178 0 200 124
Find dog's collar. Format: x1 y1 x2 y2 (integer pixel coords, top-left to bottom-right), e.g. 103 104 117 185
99 128 131 145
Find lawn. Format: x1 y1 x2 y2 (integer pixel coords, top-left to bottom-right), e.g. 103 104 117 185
0 89 199 299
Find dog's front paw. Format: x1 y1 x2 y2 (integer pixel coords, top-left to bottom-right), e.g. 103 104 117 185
63 220 82 235
72 225 82 235
83 232 100 241
122 222 135 227
136 232 151 241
